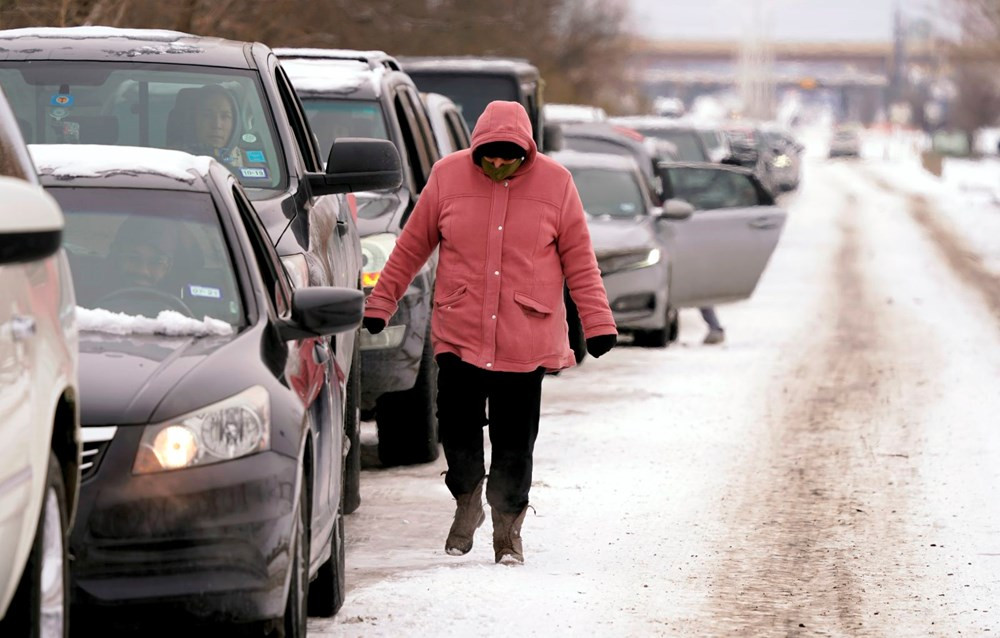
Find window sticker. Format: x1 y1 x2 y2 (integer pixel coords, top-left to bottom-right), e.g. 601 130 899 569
239 167 269 179
188 285 222 299
246 150 266 163
50 94 74 107
242 133 257 143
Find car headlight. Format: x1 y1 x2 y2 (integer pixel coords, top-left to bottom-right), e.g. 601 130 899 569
361 233 397 289
596 248 661 275
133 386 270 474
772 154 792 168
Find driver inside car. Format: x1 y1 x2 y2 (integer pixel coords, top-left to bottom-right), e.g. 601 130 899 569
175 84 244 169
100 215 183 301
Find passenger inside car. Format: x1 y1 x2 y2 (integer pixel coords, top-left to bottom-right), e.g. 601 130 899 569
167 85 244 168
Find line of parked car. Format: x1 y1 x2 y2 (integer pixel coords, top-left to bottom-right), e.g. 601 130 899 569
0 26 793 636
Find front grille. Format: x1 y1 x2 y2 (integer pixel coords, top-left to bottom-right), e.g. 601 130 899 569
81 426 117 480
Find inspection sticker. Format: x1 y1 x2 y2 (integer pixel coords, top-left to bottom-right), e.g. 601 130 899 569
239 167 269 179
50 94 74 107
242 133 257 143
188 285 222 299
246 150 266 163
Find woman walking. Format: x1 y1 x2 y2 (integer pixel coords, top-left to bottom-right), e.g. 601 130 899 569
363 100 617 564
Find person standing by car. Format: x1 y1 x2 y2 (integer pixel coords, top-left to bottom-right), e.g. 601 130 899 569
363 100 617 564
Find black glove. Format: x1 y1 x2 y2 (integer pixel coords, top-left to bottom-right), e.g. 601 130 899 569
363 317 386 335
586 333 617 358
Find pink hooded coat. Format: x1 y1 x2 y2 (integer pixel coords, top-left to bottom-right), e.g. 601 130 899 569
364 100 616 372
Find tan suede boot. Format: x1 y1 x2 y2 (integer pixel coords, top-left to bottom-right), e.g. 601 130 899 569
445 477 485 556
491 505 528 564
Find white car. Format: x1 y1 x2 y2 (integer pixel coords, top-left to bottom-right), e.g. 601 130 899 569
0 93 79 637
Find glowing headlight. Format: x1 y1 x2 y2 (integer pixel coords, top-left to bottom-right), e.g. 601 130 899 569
133 386 270 474
772 155 792 168
361 233 397 289
596 248 661 275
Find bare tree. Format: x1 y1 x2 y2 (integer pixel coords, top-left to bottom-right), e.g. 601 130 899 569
947 0 1000 138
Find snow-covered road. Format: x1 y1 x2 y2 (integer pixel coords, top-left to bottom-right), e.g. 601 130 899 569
309 157 1000 637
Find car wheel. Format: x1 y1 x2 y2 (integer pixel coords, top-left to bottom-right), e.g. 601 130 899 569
306 498 345 618
278 474 309 638
667 306 680 343
0 453 69 638
375 323 439 466
343 337 362 515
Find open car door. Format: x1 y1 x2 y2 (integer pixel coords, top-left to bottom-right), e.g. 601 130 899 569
657 162 786 307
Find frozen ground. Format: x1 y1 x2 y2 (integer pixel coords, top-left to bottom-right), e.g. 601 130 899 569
309 151 1000 636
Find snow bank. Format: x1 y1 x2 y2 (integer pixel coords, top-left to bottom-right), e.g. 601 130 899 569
77 307 233 337
30 145 213 185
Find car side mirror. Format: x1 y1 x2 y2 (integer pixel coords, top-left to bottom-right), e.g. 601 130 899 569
0 177 64 265
658 198 695 220
307 138 403 196
277 286 364 340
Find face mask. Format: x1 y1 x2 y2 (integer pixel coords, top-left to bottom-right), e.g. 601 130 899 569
480 157 523 181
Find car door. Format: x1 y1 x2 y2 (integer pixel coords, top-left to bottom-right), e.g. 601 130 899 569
659 164 786 307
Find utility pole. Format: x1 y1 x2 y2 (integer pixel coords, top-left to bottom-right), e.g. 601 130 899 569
739 0 774 119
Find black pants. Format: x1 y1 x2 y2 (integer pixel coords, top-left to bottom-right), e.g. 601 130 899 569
436 353 545 514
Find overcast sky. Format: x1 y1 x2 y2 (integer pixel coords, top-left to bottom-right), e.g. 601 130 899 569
627 0 948 43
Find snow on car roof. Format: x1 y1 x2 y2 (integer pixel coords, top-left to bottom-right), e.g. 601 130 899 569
609 116 696 130
544 104 608 124
280 58 385 97
76 307 233 337
400 56 537 74
548 150 639 171
30 145 213 186
274 47 391 61
0 26 191 41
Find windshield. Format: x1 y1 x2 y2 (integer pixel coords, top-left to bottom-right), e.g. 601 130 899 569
300 99 389 161
634 128 707 162
568 167 646 218
407 73 518 131
50 187 245 330
0 62 285 189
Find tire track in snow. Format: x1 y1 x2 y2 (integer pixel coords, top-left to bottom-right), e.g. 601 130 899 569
867 174 1000 329
703 179 928 635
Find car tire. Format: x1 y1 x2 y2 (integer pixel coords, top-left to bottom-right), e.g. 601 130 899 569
278 473 309 638
375 324 439 466
667 306 680 343
342 337 362 515
0 453 69 638
306 501 345 618
633 304 677 349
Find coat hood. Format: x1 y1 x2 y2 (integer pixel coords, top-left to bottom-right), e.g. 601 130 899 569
470 101 538 175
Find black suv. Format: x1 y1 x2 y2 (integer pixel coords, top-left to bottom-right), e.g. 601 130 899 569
277 48 444 467
0 26 401 625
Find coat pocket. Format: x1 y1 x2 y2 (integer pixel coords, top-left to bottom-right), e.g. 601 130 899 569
513 291 553 317
435 284 469 308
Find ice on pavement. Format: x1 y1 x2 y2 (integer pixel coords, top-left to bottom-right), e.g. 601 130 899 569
76 307 233 337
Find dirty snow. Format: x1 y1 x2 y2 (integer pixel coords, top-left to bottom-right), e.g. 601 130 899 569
76 307 233 337
309 139 1000 636
29 145 213 185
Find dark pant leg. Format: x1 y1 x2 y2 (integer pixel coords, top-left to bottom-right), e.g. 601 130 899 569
699 306 724 331
485 367 546 514
436 353 489 497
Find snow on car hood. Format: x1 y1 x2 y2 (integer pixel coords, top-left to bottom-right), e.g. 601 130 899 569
585 216 658 255
30 145 213 185
77 307 233 337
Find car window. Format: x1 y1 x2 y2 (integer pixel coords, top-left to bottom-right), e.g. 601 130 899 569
393 89 430 193
634 128 707 162
407 73 518 132
664 168 759 211
446 110 470 150
231 185 290 317
49 187 245 328
300 99 390 161
0 62 286 189
568 167 646 218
